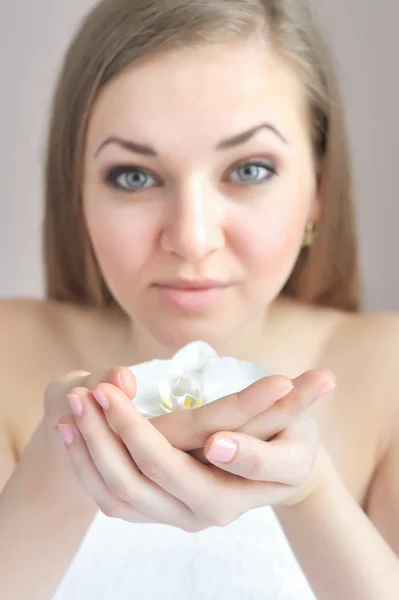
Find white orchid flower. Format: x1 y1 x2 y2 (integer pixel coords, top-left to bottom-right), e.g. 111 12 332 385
129 341 269 418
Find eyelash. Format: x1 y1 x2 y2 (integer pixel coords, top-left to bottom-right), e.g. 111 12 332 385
103 160 278 193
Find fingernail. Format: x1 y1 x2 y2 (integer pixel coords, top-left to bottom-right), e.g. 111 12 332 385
92 389 110 410
314 379 336 400
207 438 238 463
275 384 294 402
57 424 74 446
67 394 83 417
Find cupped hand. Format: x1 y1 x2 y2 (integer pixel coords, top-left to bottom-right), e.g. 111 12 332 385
43 366 136 424
56 367 335 531
187 369 335 463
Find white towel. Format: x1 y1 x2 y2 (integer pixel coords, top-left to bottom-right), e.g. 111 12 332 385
53 506 317 600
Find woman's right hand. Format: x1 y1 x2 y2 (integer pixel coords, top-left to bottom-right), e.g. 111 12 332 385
43 366 136 426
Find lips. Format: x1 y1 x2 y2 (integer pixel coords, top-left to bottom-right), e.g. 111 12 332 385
156 278 228 290
153 279 230 311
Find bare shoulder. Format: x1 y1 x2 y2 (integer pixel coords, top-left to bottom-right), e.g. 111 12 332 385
0 297 79 374
0 298 68 480
0 298 76 415
0 297 127 375
323 309 399 399
0 297 61 371
0 297 129 444
320 309 399 453
284 300 399 410
0 298 114 456
274 302 399 500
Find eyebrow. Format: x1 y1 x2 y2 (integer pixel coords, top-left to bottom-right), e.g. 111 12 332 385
94 122 288 158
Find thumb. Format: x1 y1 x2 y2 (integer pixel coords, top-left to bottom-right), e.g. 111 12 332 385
104 366 136 399
44 366 136 423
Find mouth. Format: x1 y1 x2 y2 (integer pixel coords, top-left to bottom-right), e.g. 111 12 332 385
153 279 231 311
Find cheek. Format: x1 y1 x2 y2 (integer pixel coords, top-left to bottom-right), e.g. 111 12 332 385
234 193 309 283
84 200 157 291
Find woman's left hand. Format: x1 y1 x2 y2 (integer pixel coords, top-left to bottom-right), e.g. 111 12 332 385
197 369 336 508
203 411 328 508
169 365 336 509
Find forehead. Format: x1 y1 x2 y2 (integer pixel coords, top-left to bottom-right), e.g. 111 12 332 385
86 38 310 152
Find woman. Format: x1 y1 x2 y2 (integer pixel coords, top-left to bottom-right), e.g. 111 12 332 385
0 0 398 598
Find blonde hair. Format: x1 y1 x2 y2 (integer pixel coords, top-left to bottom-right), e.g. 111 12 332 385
44 0 360 312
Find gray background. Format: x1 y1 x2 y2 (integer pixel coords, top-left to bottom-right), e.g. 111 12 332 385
0 1 397 310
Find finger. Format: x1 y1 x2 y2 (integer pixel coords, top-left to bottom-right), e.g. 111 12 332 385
91 383 221 513
204 413 320 486
236 369 335 440
69 386 195 528
57 416 157 524
44 366 136 424
150 375 294 451
102 366 137 399
190 369 334 463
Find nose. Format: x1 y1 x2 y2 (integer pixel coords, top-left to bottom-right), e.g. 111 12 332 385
160 180 225 261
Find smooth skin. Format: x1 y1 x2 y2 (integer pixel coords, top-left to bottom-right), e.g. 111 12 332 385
60 369 329 529
0 37 398 599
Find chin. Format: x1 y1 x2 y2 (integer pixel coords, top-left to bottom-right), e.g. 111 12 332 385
124 288 269 355
140 313 239 354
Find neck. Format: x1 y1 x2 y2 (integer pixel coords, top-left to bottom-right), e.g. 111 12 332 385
123 306 277 366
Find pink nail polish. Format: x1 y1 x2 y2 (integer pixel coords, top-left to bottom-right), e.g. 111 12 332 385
92 389 110 410
207 438 238 463
67 394 83 417
58 424 74 446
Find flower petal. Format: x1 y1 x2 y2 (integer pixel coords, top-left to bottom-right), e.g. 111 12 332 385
129 359 172 417
202 355 268 402
172 341 218 372
128 341 269 417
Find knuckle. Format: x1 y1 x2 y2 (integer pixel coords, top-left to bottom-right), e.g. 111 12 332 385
134 457 165 483
202 510 220 527
213 510 235 528
181 521 204 533
115 416 137 439
80 424 99 449
189 409 215 446
215 512 235 528
106 481 128 502
246 453 267 481
106 477 139 505
200 504 234 528
230 389 257 421
99 501 120 519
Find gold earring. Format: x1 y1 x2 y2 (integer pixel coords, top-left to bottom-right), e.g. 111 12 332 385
302 221 318 248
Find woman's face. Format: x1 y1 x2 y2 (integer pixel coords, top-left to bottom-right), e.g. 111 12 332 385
83 38 319 350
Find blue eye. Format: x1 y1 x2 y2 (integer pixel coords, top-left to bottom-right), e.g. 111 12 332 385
105 166 157 191
229 162 276 184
